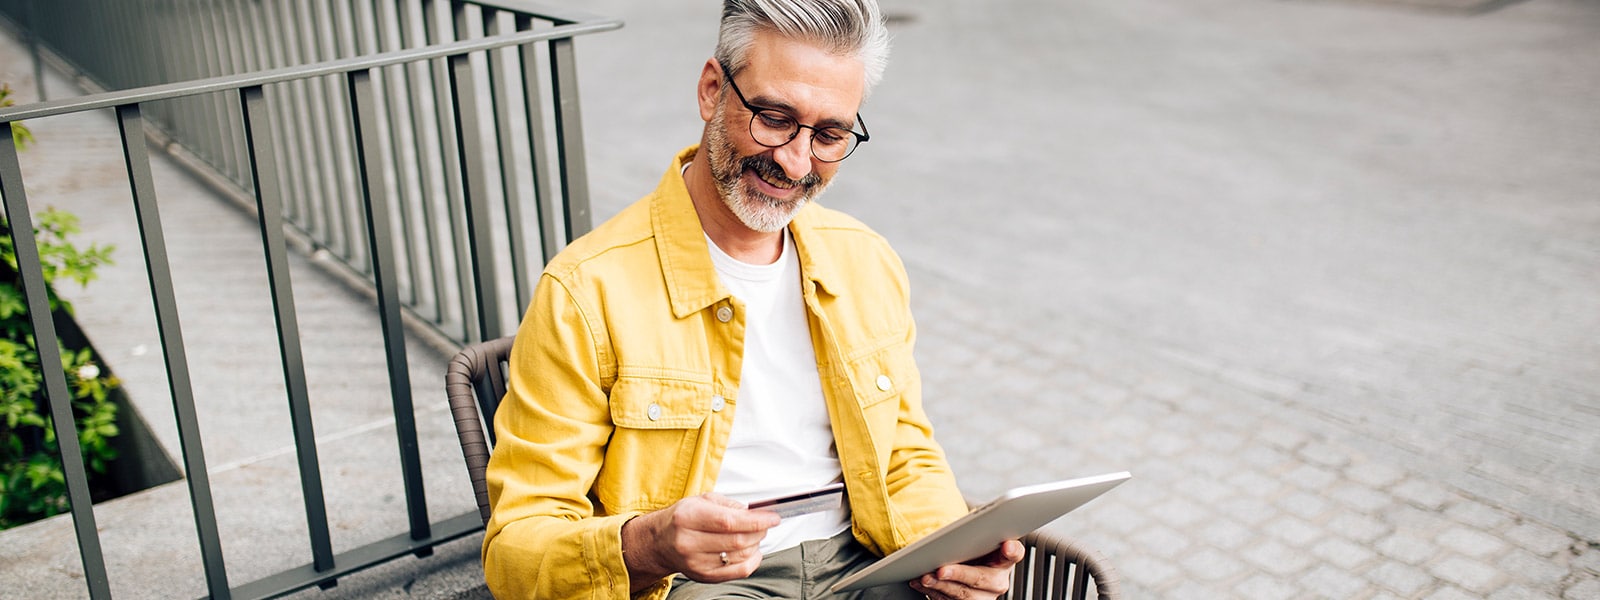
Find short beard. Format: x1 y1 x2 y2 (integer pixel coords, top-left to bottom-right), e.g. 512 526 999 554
705 103 829 233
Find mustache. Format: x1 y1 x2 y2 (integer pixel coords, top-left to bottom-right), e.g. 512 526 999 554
742 154 822 190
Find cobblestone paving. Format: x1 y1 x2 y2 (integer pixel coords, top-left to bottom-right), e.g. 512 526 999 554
912 268 1599 598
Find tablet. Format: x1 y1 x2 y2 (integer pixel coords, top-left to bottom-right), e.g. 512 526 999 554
832 471 1131 592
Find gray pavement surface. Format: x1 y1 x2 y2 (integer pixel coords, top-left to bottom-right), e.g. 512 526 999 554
3 0 1599 598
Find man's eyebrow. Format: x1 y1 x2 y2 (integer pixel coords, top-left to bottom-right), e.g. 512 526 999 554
748 94 857 130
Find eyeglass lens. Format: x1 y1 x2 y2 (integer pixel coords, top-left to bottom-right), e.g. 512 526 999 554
747 111 858 162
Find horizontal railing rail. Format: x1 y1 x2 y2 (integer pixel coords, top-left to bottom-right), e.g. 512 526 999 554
0 2 620 597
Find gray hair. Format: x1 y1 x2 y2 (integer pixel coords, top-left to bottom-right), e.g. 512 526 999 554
714 0 891 94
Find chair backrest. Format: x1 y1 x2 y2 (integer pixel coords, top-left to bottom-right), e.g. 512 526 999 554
444 335 516 524
1011 530 1122 600
444 335 1122 599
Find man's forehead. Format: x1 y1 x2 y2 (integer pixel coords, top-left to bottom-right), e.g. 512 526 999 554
736 32 866 123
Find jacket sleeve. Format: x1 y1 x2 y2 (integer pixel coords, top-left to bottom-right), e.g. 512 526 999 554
883 317 971 544
481 274 664 599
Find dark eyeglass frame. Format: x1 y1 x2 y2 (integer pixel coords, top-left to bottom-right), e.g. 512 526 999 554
717 60 870 163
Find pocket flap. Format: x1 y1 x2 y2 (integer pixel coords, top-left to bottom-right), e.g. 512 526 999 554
610 375 712 429
847 344 915 409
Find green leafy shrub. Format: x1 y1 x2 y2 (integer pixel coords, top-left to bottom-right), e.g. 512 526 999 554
1 208 117 529
0 83 33 149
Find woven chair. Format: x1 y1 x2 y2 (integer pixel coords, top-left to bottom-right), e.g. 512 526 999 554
446 336 1122 600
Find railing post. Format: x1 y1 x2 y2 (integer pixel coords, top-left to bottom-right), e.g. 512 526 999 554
396 0 453 325
450 4 503 342
239 84 336 575
423 0 478 341
347 68 432 545
115 103 232 599
25 0 46 101
484 10 534 312
1 122 107 598
548 36 592 242
514 15 562 266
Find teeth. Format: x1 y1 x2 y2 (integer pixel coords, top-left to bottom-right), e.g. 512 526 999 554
755 169 793 189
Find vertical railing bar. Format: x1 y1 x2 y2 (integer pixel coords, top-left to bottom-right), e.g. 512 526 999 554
450 9 502 341
225 0 258 74
291 0 338 252
398 0 452 325
351 0 408 300
24 0 46 100
205 0 247 184
347 68 432 541
188 0 234 175
370 0 424 307
273 0 321 229
127 1 151 88
483 10 533 315
514 15 560 268
451 3 492 342
99 0 128 90
143 0 168 85
311 0 353 263
155 0 192 148
218 0 254 185
115 104 232 599
239 85 337 574
0 123 108 599
548 36 592 241
242 0 300 224
91 0 115 88
329 0 370 273
425 0 476 341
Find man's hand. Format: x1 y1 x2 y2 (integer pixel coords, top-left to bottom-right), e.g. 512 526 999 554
621 493 781 592
908 539 1024 600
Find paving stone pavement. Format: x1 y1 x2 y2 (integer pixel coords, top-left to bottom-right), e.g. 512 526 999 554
911 267 1599 598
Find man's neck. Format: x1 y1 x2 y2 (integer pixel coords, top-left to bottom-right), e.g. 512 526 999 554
684 149 785 265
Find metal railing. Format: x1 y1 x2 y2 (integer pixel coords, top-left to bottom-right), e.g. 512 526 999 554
0 2 620 597
1 0 599 345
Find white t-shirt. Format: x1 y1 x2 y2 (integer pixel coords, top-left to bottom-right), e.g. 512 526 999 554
707 230 852 555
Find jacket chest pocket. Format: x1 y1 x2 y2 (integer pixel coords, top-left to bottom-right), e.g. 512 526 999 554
596 375 714 511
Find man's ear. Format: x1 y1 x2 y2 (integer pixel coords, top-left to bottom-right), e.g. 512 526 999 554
697 59 722 122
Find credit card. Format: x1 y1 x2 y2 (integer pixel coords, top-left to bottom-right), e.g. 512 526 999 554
747 483 846 519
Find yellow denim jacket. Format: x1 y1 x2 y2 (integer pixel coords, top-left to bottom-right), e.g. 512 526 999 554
482 146 968 599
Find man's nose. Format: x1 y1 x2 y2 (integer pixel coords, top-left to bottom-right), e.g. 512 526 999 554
773 132 813 182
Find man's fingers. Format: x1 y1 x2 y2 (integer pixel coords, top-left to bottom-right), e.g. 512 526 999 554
677 494 780 533
912 541 1022 600
971 539 1025 568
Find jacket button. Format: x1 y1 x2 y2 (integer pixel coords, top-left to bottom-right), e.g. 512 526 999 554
710 395 726 412
876 374 892 391
716 306 733 322
647 403 662 421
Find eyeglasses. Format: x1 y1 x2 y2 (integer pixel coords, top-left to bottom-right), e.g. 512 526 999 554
718 61 870 163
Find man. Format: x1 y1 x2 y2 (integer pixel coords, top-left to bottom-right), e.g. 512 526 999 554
482 1 1022 598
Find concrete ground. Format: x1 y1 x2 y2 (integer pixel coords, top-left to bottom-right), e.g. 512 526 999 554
3 0 1598 598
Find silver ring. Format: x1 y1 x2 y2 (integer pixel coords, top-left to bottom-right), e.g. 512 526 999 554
719 551 729 565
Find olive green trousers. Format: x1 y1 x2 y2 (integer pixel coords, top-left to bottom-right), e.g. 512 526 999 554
668 530 924 599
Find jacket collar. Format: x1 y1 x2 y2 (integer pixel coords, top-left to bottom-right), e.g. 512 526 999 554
652 145 842 320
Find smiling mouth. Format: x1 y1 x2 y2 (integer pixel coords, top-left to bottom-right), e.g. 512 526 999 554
752 167 797 190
